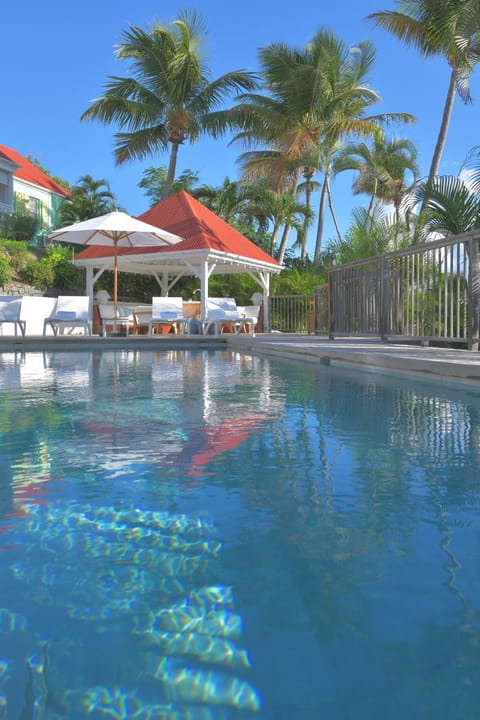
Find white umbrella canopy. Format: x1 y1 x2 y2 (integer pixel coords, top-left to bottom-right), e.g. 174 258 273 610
48 210 183 306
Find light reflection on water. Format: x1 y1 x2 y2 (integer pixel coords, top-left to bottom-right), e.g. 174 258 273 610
0 348 479 719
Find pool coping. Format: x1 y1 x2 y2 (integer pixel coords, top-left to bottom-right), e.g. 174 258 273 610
227 334 480 387
2 332 480 387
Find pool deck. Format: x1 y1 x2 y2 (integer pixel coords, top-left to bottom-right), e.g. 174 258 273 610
1 332 480 387
229 333 480 387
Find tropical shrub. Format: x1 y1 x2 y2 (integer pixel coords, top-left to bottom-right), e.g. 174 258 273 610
0 210 37 244
20 258 55 290
0 253 12 288
0 239 31 273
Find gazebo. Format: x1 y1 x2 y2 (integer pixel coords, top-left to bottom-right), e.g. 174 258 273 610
74 190 282 331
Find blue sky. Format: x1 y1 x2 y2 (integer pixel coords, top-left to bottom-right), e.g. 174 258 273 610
4 0 480 256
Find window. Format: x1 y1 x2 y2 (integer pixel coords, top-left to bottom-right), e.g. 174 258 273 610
28 196 38 218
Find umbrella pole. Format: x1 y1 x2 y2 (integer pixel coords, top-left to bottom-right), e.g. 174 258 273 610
113 241 118 309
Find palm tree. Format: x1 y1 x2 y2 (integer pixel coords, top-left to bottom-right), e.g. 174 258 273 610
368 0 480 181
334 134 419 225
57 175 116 225
191 178 271 238
327 206 402 264
213 29 414 260
138 166 199 206
261 190 312 263
81 10 258 199
407 173 480 239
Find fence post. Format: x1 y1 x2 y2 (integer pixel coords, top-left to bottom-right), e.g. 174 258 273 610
328 271 334 339
379 256 388 340
469 236 480 351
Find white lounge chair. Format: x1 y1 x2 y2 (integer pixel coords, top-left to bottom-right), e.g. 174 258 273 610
204 298 256 336
147 297 190 336
43 296 92 336
0 296 26 336
97 303 136 337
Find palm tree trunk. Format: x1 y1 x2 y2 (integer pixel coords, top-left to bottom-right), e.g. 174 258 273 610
414 68 458 242
367 177 378 222
277 225 291 265
163 143 180 199
326 176 342 244
301 179 312 262
269 223 281 256
428 68 457 181
314 173 329 262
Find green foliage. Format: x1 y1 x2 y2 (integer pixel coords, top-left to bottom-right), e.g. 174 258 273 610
139 167 200 205
45 247 84 289
0 208 37 244
57 175 116 225
6 245 85 291
0 253 12 288
271 265 326 294
0 239 31 272
21 258 55 289
207 274 259 305
26 155 70 191
327 206 403 264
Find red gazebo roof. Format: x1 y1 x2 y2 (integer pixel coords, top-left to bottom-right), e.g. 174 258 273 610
76 190 280 268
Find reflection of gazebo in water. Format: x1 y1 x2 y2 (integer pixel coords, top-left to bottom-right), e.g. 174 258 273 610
68 350 279 480
179 352 276 478
75 190 282 331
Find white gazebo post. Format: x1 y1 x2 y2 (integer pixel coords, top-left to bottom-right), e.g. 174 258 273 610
263 276 270 333
85 266 95 320
199 259 209 323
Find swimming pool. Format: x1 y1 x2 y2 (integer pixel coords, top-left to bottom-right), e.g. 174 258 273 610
0 348 479 719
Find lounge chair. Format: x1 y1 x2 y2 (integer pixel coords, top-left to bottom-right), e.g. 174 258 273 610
0 296 26 336
43 296 92 336
147 297 190 336
204 298 256 336
97 303 136 337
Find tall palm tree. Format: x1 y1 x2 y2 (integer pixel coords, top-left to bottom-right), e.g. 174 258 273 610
368 0 480 181
212 29 414 260
81 10 258 199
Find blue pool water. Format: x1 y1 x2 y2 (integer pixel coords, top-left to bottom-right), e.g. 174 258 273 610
0 348 479 719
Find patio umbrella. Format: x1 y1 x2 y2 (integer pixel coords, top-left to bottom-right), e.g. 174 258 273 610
48 210 183 306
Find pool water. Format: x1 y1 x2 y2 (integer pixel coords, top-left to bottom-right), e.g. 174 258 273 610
0 348 479 719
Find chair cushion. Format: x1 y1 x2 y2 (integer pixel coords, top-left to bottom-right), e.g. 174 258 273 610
158 311 178 319
56 311 77 320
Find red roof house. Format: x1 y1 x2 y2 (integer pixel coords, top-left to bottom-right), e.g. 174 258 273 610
0 145 69 245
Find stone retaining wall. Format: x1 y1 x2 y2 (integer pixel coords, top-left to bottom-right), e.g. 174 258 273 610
1 282 43 296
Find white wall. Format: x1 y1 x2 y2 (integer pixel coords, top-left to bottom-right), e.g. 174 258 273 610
0 297 56 336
